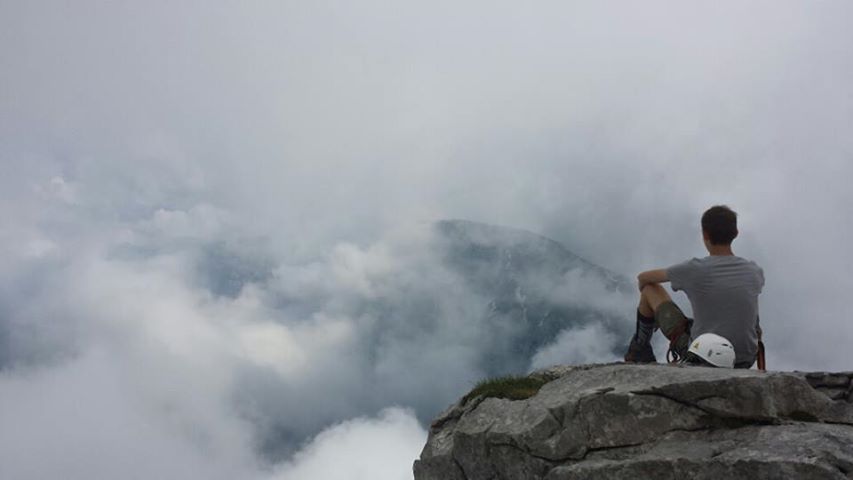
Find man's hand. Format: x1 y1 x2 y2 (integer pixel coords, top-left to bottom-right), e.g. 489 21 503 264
637 269 669 291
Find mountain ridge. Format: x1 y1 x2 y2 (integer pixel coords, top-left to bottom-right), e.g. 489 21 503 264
432 219 633 376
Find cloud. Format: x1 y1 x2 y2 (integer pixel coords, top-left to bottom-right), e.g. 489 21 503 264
0 220 460 477
530 324 622 371
0 351 425 480
271 408 427 480
0 351 259 480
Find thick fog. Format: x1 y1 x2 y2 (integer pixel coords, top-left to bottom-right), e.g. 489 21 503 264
2 1 852 479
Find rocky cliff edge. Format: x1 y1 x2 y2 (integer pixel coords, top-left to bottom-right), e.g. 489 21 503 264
413 364 853 480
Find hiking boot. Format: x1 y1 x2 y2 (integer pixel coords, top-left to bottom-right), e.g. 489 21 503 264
624 336 657 363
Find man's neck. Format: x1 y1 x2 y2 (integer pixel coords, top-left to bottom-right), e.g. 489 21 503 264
707 244 735 256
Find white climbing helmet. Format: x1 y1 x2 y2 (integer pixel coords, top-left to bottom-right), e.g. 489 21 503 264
686 333 736 368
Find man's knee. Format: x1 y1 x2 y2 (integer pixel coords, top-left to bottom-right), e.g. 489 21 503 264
641 283 666 296
640 283 672 314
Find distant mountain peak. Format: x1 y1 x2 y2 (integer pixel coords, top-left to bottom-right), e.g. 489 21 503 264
434 219 629 291
431 219 633 376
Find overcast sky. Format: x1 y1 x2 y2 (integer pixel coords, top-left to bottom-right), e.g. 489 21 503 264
2 1 852 479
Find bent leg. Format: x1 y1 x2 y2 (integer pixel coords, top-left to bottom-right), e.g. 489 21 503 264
638 283 673 317
628 283 691 363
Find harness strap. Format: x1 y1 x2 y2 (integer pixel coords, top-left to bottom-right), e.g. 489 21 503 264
757 340 766 371
666 321 688 363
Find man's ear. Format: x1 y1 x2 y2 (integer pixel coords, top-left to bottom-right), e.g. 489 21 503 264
733 228 739 239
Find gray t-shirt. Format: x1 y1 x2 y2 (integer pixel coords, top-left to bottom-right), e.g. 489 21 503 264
667 255 765 365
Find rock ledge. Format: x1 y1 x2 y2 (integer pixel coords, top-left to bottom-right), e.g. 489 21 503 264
413 363 853 480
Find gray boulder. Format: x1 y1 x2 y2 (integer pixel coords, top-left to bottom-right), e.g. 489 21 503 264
413 364 853 480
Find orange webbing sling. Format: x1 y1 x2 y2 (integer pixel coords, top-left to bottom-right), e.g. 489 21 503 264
756 318 766 371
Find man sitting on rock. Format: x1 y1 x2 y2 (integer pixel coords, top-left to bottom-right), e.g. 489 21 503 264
624 205 765 369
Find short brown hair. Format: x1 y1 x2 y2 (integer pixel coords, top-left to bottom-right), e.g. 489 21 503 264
701 205 738 245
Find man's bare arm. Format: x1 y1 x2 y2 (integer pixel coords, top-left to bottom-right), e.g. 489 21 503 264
637 269 669 291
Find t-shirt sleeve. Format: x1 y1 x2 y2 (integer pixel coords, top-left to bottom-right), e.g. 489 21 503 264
666 258 701 292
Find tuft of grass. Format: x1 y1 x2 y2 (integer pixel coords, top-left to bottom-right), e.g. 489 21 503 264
462 374 551 404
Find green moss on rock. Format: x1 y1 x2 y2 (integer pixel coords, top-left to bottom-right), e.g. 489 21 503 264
463 374 552 403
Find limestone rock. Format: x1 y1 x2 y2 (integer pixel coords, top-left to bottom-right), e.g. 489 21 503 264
413 364 853 480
